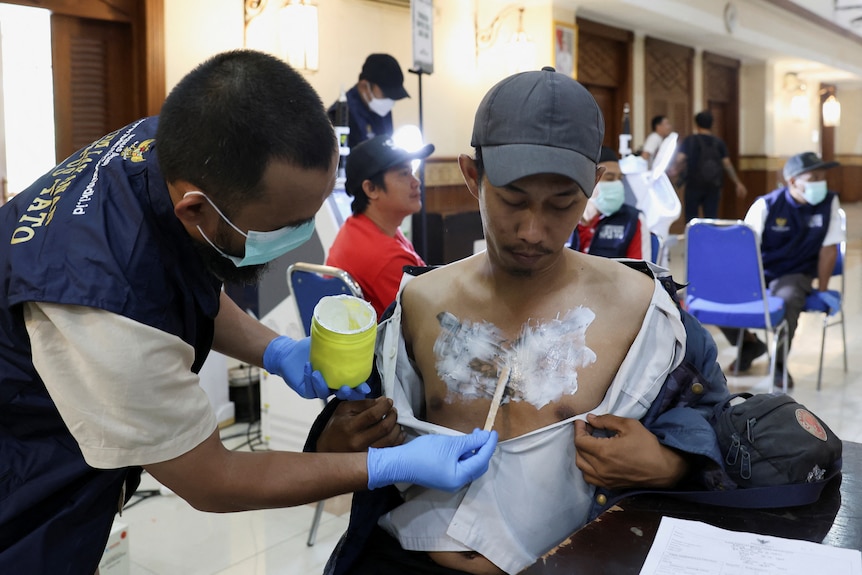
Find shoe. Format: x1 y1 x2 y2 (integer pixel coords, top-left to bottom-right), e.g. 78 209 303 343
773 369 794 391
729 338 768 372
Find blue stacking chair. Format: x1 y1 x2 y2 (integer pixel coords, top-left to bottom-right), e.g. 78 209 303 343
286 262 363 546
288 262 364 337
649 232 663 264
684 219 789 391
801 208 847 391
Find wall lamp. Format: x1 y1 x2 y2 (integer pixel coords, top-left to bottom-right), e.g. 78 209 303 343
821 85 841 128
244 0 319 72
783 72 809 122
475 4 536 73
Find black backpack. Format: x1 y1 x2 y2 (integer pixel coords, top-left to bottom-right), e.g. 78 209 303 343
687 134 724 190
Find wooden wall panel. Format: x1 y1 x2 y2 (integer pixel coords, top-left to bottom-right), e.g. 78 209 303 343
576 18 633 151
644 37 693 140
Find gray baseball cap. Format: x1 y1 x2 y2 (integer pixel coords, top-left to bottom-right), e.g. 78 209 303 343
471 66 604 197
783 151 839 181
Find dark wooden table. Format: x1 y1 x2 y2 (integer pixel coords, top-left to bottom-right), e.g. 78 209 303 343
523 441 862 574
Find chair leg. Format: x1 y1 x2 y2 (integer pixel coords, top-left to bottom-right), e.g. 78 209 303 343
841 312 848 373
781 324 789 393
733 330 744 377
817 318 827 392
307 499 326 546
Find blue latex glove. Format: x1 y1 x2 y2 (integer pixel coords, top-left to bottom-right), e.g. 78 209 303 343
817 291 841 316
367 428 498 491
263 336 371 401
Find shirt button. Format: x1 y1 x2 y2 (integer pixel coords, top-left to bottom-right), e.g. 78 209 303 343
691 382 704 394
596 493 607 506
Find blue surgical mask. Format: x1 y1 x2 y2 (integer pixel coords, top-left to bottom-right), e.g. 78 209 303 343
802 180 828 206
592 180 626 216
184 191 315 267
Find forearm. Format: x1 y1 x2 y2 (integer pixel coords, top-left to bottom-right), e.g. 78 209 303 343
722 158 741 185
212 291 280 367
817 245 838 290
145 430 368 512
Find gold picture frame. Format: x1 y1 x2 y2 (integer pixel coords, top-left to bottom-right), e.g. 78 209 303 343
553 21 577 79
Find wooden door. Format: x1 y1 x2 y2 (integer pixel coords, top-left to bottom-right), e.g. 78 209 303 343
51 15 135 161
1 0 164 163
576 18 633 152
645 37 693 235
704 52 741 219
644 38 693 144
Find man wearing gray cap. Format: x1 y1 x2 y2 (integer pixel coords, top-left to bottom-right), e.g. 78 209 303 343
720 151 844 388
311 67 730 575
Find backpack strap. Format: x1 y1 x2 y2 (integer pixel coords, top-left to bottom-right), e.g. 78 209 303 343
607 463 841 510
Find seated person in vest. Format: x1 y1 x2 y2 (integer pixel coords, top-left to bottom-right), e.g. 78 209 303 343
570 146 650 260
307 68 731 575
326 135 433 318
719 151 844 388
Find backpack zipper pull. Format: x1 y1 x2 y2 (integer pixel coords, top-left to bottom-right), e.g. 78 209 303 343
740 446 752 480
726 433 741 466
746 417 757 443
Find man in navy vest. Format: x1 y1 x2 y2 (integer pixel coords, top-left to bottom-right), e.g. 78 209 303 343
720 151 844 388
571 147 650 260
328 54 411 149
0 50 496 574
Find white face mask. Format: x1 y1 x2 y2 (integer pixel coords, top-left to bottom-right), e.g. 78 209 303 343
592 180 626 216
368 96 395 117
802 180 828 205
184 191 314 267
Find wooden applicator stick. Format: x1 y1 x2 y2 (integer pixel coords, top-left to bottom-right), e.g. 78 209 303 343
483 365 511 432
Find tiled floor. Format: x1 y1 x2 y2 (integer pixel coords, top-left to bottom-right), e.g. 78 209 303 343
122 203 862 575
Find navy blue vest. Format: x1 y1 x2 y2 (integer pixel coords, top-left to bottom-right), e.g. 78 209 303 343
0 117 222 573
328 86 393 149
588 204 641 258
759 187 834 283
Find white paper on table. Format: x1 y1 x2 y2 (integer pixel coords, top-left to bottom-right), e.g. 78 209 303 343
639 516 862 575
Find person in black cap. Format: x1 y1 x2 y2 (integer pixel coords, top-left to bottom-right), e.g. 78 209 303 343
719 151 844 388
308 67 731 575
326 134 433 317
328 54 410 149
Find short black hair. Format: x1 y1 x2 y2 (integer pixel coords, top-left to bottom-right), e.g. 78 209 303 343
694 110 714 130
599 146 619 164
651 115 667 131
156 50 336 216
349 172 386 215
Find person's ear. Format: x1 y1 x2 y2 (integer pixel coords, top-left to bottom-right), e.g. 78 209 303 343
593 166 607 187
361 179 380 200
458 154 480 200
172 181 208 227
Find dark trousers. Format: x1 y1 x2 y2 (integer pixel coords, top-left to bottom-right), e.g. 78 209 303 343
720 273 812 364
684 185 721 222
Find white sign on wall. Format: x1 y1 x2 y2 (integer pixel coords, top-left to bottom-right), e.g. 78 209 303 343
412 0 433 74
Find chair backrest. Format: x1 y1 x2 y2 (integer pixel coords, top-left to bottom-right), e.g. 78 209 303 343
287 262 363 336
649 232 662 264
685 218 770 306
833 208 846 280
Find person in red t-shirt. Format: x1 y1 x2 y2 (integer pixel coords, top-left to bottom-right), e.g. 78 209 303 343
327 135 434 317
571 146 650 260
